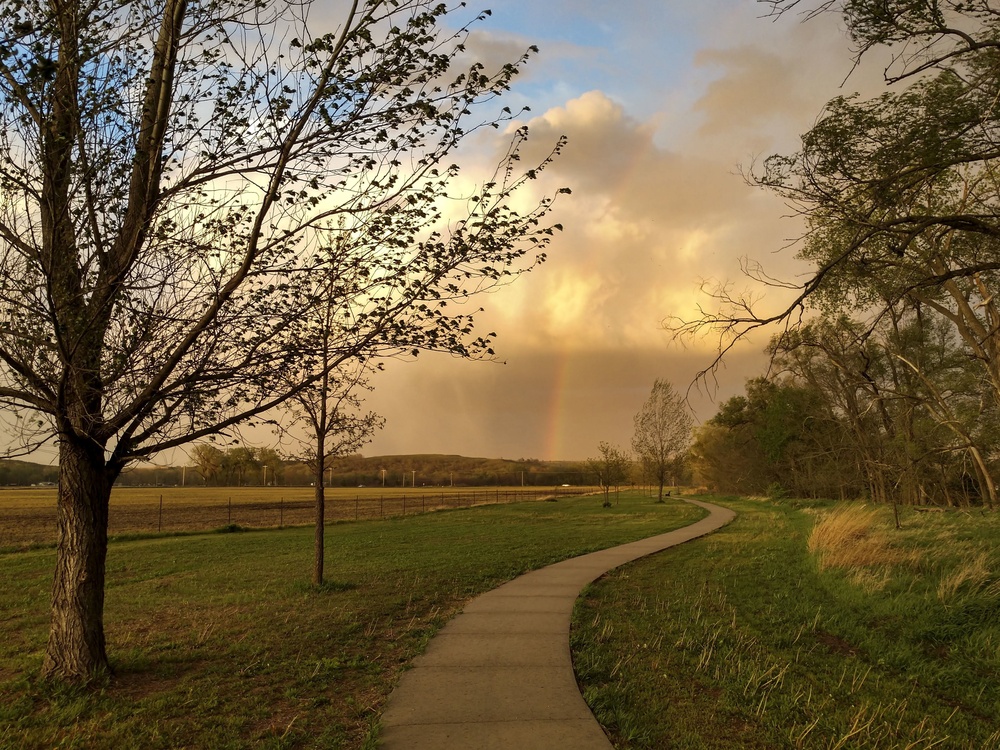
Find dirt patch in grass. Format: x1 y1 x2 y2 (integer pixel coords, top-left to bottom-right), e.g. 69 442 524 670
814 630 859 657
110 668 189 702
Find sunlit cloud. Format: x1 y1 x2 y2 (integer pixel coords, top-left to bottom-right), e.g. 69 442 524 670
365 3 860 460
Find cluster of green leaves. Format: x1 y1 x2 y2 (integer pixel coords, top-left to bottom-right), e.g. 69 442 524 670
695 303 1000 505
187 444 284 486
776 312 1000 506
691 377 853 500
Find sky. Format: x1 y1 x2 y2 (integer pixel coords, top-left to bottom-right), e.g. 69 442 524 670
361 0 880 461
0 0 883 464
0 1 884 467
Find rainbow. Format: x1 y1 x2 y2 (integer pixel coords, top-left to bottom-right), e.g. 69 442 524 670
542 350 573 460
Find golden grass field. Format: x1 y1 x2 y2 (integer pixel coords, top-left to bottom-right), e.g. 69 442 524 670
0 485 587 549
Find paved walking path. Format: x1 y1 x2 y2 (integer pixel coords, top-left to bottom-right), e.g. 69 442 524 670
378 499 736 749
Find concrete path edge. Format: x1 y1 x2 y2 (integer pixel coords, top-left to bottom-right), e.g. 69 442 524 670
377 498 736 749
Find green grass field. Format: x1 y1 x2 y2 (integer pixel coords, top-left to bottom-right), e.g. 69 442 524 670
572 496 1000 749
10 491 997 749
0 490 700 749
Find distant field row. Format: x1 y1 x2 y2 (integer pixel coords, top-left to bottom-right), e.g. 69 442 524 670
0 485 581 507
0 485 596 548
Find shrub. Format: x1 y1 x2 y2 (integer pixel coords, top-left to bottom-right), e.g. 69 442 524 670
765 482 787 500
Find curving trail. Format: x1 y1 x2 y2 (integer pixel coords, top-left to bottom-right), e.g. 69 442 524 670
378 499 736 749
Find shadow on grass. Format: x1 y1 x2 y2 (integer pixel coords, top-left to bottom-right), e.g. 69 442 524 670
295 580 359 594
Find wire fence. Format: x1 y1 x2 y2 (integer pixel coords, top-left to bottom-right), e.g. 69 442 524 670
1 487 594 549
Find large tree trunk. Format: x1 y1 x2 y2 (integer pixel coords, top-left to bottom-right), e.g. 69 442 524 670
42 437 115 682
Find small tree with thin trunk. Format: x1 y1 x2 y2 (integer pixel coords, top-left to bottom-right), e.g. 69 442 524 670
282 361 382 586
588 442 631 507
632 379 693 502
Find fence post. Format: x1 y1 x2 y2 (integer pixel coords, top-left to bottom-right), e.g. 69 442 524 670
280 498 283 527
228 497 232 525
422 495 425 513
158 494 163 532
403 495 406 515
355 495 359 521
380 495 383 517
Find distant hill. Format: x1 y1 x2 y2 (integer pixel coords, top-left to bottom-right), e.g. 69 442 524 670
316 454 591 488
1 454 592 488
0 459 58 487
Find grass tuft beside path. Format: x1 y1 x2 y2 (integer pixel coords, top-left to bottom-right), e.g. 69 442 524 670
571 496 1000 749
1 492 701 749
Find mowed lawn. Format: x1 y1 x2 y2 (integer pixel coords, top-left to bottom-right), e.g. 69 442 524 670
572 497 1000 749
1 491 703 749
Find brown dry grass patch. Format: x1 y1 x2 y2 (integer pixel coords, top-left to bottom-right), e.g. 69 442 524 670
937 552 992 601
808 504 920 579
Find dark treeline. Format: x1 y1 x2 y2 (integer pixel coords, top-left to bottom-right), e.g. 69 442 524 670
0 460 59 486
318 454 590 488
681 2 1000 510
3 453 591 488
693 311 1000 507
692 376 864 502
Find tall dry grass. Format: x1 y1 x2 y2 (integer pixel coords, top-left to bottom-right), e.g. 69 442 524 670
937 551 992 601
808 504 920 586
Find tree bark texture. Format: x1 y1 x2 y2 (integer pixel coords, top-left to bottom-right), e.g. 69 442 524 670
42 438 114 681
